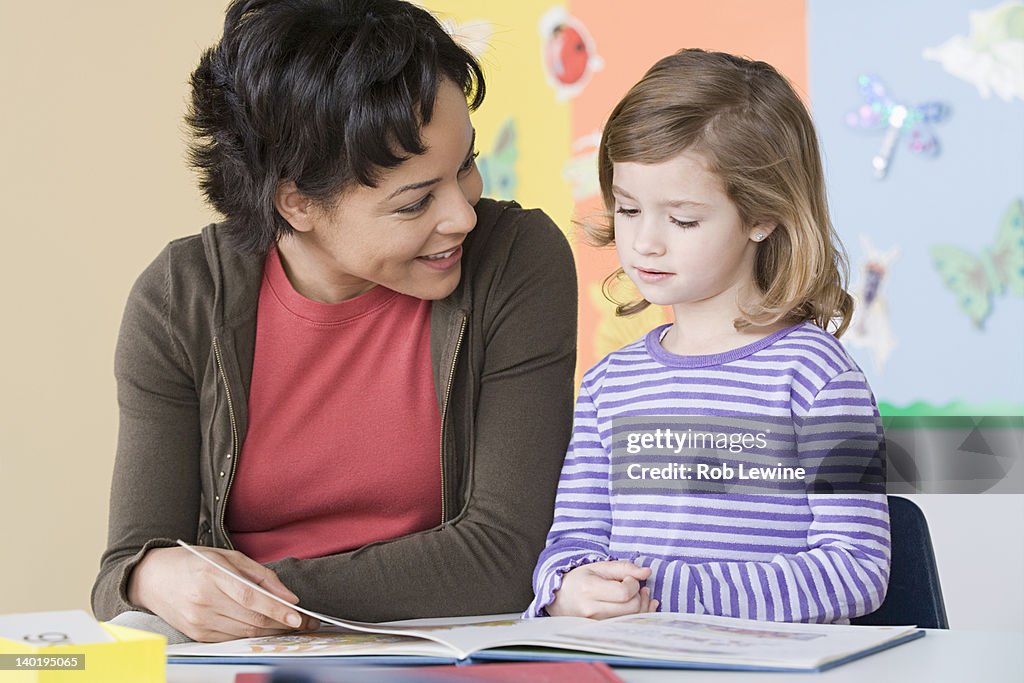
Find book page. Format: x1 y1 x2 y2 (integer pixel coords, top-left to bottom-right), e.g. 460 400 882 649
378 614 594 658
544 612 918 667
167 626 454 659
168 614 599 660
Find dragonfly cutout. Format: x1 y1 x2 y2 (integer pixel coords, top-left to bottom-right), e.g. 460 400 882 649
845 74 951 179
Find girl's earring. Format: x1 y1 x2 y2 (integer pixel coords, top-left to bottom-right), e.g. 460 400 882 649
753 232 766 242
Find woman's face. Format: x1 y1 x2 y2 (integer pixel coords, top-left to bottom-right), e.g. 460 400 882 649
276 78 483 303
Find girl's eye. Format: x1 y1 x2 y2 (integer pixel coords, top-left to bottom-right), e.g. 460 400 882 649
459 150 480 173
615 207 639 217
396 194 433 215
670 218 699 229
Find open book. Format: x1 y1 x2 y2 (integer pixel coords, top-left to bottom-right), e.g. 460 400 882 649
165 541 924 672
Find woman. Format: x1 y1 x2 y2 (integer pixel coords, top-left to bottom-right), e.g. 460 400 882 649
92 0 576 643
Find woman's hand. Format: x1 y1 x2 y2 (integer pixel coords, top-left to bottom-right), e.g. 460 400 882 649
127 546 319 642
546 560 659 619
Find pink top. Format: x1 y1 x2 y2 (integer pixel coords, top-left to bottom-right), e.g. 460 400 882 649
226 248 442 562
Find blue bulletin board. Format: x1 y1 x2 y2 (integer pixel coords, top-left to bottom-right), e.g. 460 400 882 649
808 0 1024 415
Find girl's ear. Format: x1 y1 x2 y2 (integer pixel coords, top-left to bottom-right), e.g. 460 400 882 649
749 221 777 243
275 181 316 233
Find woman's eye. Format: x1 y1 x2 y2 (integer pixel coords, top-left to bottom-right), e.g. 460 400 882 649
670 218 699 229
396 194 433 215
459 150 480 173
615 207 639 217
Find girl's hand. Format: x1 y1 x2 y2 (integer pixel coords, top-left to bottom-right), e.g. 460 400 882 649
127 546 319 642
546 560 659 619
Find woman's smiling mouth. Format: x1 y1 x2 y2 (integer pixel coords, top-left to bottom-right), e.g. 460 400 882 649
417 244 463 269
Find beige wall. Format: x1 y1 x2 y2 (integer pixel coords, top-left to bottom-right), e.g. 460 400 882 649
0 3 223 612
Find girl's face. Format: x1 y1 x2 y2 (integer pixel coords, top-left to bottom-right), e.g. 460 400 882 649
276 78 482 303
612 149 770 318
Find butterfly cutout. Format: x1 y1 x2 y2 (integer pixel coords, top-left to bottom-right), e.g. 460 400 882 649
478 119 517 200
845 74 951 179
930 199 1024 328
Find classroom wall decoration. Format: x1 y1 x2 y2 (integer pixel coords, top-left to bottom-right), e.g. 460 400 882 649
809 0 1024 416
423 0 1023 417
843 74 951 180
930 198 1024 330
922 1 1024 103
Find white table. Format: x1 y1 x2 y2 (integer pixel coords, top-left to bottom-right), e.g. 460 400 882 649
166 629 1023 682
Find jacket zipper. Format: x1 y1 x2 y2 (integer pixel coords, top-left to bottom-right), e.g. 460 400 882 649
438 313 466 524
212 336 239 550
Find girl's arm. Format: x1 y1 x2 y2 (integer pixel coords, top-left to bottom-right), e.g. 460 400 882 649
632 372 891 622
524 384 616 616
633 494 889 621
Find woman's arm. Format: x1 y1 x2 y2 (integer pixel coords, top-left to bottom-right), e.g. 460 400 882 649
92 244 205 620
92 245 310 640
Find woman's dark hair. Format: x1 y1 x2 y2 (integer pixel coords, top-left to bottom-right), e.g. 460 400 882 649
187 0 486 253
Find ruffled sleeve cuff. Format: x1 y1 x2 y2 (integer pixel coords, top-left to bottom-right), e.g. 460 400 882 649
523 552 609 618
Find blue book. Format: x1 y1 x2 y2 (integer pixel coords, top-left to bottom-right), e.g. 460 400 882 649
166 611 925 672
168 541 924 672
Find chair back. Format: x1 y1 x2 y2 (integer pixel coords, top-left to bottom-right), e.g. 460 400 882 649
852 495 949 629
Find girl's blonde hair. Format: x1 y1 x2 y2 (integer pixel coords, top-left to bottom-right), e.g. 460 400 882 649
593 49 853 337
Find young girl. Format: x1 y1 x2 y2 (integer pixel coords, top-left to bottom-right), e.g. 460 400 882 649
527 49 889 624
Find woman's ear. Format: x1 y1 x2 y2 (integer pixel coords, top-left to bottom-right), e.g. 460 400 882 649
275 181 316 233
749 221 778 243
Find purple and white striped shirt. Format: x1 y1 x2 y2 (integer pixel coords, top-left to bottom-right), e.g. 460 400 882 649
526 322 890 623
